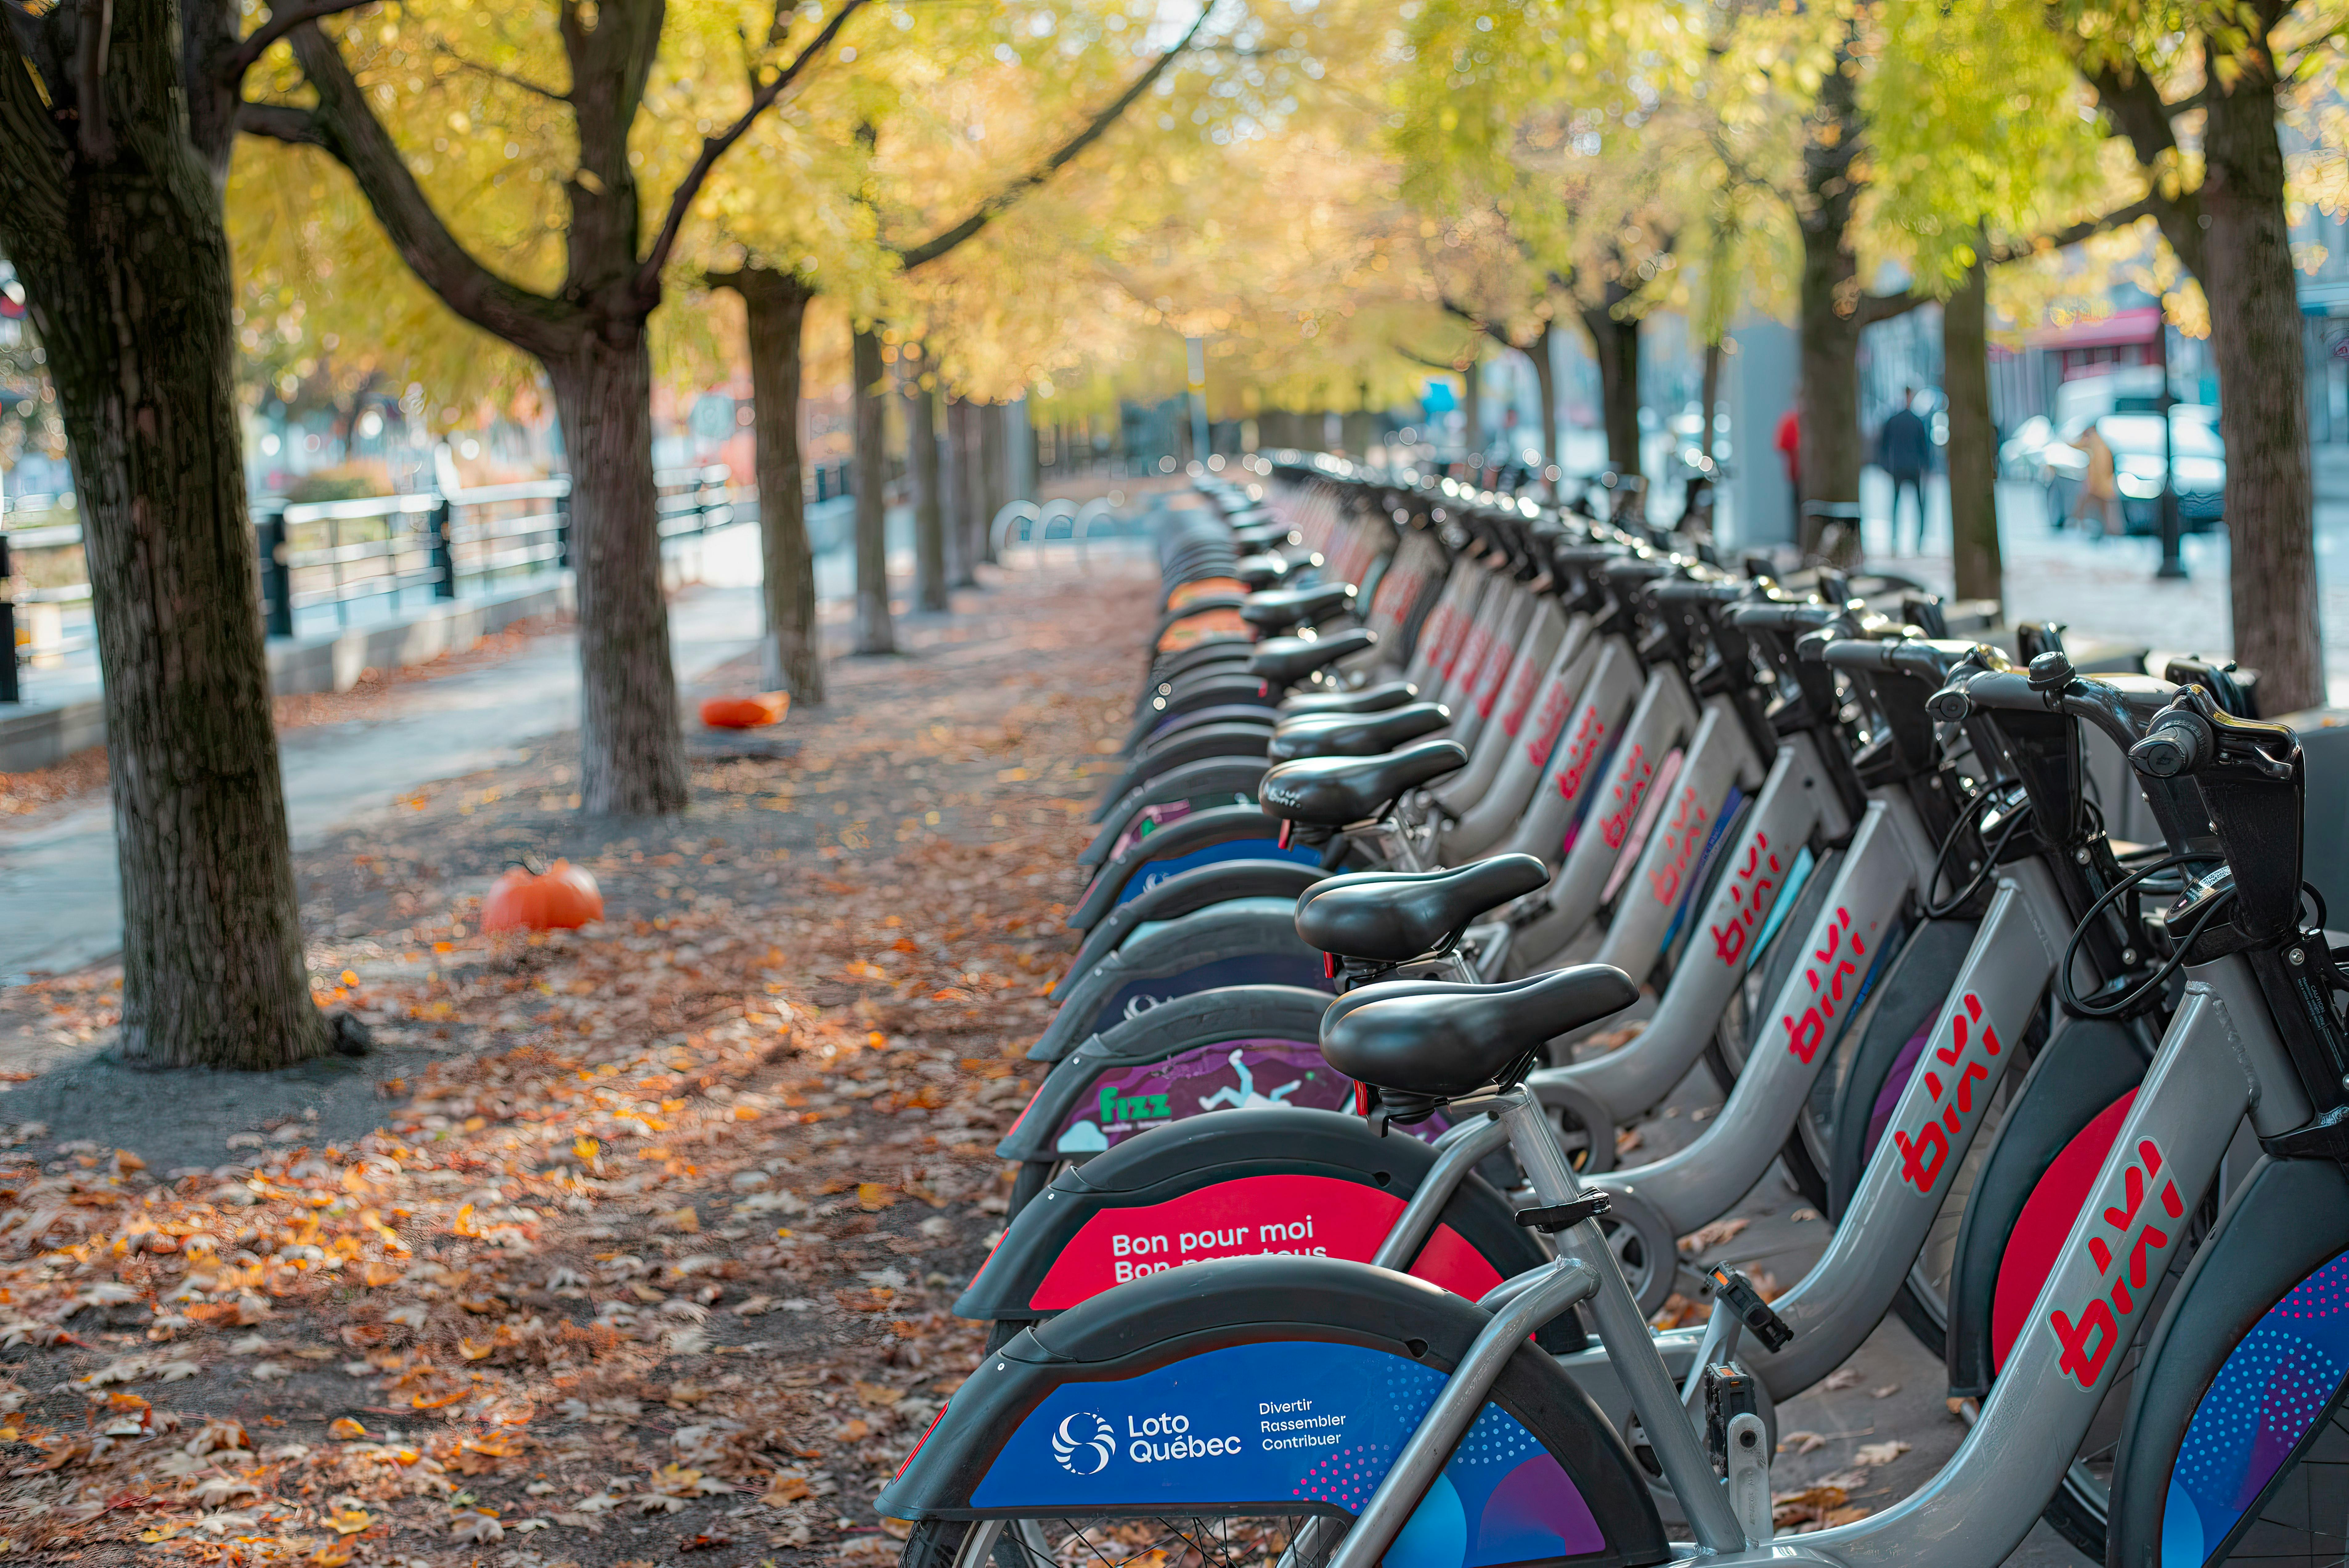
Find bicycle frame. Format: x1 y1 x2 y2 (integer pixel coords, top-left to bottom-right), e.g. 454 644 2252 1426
1322 950 2311 1566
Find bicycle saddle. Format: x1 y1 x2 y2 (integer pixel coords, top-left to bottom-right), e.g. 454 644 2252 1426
1231 522 1300 551
1232 552 1293 591
1294 854 1549 962
1280 680 1419 718
1321 966 1640 1099
1266 701 1450 764
1249 627 1378 688
1241 582 1356 633
1259 739 1467 827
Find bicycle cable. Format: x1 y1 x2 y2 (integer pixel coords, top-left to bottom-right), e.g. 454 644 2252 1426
1921 781 2034 921
2056 850 2232 1019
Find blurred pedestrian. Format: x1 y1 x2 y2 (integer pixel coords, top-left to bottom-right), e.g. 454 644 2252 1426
1774 401 1802 542
2073 422 2122 538
1878 387 1931 554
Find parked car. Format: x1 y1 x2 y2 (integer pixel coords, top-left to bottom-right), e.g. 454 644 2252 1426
1998 414 2054 479
2042 408 2224 533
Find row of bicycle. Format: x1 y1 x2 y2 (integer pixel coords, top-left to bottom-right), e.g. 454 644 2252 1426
878 458 2349 1568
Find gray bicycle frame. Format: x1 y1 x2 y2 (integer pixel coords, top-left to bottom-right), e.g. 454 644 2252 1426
1430 568 1514 716
1430 603 1574 832
1327 943 2304 1564
1522 731 1850 1128
1590 790 1940 1242
1437 615 1598 858
1445 588 1544 760
1501 662 1705 971
1400 558 1486 693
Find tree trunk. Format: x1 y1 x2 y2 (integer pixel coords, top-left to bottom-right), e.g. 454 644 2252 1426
1944 254 2002 611
952 398 986 583
1459 357 1481 467
849 326 895 655
903 366 948 613
543 331 690 814
726 270 822 701
2 125 328 1068
941 394 972 588
1527 323 1558 493
1582 302 1643 479
979 402 1007 565
1698 339 1722 463
1796 27 1866 566
2200 34 2321 710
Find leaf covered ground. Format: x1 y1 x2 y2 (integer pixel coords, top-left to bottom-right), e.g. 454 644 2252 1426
0 568 1154 1568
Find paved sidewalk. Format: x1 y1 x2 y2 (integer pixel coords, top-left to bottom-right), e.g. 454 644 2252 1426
1853 477 2349 703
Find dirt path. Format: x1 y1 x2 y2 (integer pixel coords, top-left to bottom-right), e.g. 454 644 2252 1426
0 567 1150 1566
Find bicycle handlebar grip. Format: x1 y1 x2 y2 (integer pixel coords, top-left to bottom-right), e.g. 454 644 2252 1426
2132 717 2210 779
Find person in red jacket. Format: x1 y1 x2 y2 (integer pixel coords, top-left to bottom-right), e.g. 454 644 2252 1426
1773 402 1802 543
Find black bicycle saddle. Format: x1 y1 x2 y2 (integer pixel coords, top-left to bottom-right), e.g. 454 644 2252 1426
1294 854 1550 962
1266 701 1450 764
1280 680 1419 719
1241 582 1356 633
1249 628 1378 688
1259 739 1466 827
1321 966 1639 1098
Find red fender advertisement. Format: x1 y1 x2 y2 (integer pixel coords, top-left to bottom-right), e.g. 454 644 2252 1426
1027 1172 1505 1310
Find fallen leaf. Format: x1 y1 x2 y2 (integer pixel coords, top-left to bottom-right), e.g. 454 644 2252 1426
328 1509 373 1536
1777 1430 1827 1456
1854 1440 1911 1467
1871 1384 1901 1399
857 1182 894 1212
762 1476 813 1505
328 1418 368 1441
1678 1217 1752 1255
661 1207 700 1233
451 1508 504 1543
1820 1368 1862 1392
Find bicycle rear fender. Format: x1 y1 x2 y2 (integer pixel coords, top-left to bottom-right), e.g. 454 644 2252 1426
2107 1156 2349 1568
1062 860 1327 985
880 1255 1668 1568
999 985 1337 1164
1069 806 1319 933
961 1105 1578 1347
1942 1013 2152 1397
1031 902 1330 1064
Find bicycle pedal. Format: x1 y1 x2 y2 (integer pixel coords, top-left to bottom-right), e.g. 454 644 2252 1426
1703 1262 1795 1351
1699 1361 1760 1477
1514 1194 1610 1233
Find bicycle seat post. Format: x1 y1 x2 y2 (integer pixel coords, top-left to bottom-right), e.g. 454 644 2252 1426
1492 1085 1748 1550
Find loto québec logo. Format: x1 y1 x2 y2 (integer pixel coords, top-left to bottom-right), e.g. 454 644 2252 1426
1051 1413 1116 1476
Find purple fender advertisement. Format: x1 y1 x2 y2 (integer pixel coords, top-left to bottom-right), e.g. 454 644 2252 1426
2162 1249 2349 1564
970 1339 1609 1567
1052 1039 1343 1157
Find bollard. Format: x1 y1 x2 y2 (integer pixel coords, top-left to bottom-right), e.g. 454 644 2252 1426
255 502 295 637
0 532 17 703
430 495 458 598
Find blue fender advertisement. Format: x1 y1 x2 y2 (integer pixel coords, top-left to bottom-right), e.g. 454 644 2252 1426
971 1340 1610 1567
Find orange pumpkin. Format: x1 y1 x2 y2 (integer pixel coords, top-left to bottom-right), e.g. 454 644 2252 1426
699 691 790 730
481 858 604 932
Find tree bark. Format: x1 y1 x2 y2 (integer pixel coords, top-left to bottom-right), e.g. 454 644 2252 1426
1698 339 1722 464
952 397 985 583
543 331 689 814
903 366 948 613
1459 355 1481 467
941 394 972 588
2199 28 2321 710
0 10 328 1069
1581 300 1644 479
719 268 822 701
1943 253 2002 611
1795 22 1866 566
979 402 1007 565
1526 322 1557 490
849 326 895 654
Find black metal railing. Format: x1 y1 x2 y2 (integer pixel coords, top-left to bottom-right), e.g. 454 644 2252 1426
4 465 746 699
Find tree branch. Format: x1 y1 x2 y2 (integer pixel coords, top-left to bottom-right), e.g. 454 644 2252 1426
230 0 376 81
634 0 873 300
895 0 1212 270
1393 341 1472 373
1984 193 2161 264
1857 289 1932 327
288 20 577 357
432 43 570 103
235 98 324 144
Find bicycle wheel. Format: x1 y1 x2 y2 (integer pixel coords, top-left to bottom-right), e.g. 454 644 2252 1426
902 1511 1345 1568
